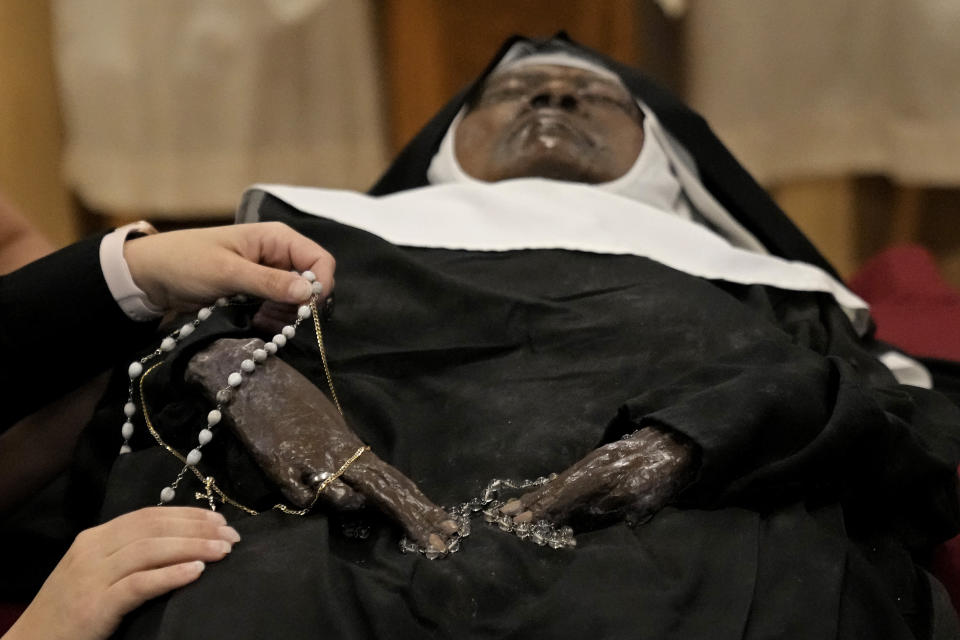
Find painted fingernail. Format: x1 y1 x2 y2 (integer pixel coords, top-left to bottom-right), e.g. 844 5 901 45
219 526 241 543
439 519 459 535
500 499 523 515
427 534 446 553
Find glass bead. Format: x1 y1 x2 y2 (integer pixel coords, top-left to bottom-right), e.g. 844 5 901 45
302 270 316 283
123 401 136 417
297 305 311 320
119 444 132 455
263 342 278 354
240 359 256 373
227 372 243 387
179 323 195 338
127 362 143 378
272 334 287 348
160 487 176 503
281 325 296 339
311 282 324 296
160 337 177 352
198 428 213 445
216 389 232 404
186 449 202 466
121 421 134 439
197 307 212 321
252 348 268 363
215 297 229 307
207 409 222 426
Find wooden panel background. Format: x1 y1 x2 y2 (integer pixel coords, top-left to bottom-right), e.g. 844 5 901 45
0 0 75 247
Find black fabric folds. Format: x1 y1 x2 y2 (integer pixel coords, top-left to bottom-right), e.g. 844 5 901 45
71 35 960 640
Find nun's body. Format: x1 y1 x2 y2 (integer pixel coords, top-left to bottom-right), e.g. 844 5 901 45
85 37 960 639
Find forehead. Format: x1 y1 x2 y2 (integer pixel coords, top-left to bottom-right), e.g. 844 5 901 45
483 64 630 93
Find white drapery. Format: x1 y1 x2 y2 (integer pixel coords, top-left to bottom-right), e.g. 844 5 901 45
685 0 960 186
53 0 388 216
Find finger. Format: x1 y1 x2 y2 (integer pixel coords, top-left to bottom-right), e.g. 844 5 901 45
316 477 366 511
243 223 336 297
106 560 207 619
222 256 317 304
108 536 232 584
92 507 229 554
343 456 458 552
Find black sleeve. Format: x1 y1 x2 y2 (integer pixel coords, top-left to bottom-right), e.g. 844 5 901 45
0 234 158 430
608 292 960 551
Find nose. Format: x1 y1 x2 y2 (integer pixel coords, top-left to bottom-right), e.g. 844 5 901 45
529 87 578 111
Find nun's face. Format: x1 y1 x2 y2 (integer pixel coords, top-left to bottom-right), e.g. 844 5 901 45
455 64 644 183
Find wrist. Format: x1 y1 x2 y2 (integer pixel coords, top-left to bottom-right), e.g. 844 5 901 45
99 221 164 320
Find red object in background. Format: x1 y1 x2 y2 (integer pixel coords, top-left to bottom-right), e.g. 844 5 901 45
849 244 960 614
848 244 960 361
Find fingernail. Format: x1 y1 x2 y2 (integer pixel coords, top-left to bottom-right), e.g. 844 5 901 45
219 526 241 543
218 540 232 554
500 499 523 515
207 511 228 525
439 519 459 535
513 511 534 524
193 561 206 573
288 278 311 301
427 534 446 552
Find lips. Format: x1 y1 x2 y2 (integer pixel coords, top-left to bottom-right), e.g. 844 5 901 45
508 111 596 149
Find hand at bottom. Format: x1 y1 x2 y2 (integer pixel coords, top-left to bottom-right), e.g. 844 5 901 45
3 507 239 640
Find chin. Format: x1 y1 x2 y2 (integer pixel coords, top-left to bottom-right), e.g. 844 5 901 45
498 154 609 183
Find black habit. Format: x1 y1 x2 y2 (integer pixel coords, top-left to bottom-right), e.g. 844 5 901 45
70 36 960 639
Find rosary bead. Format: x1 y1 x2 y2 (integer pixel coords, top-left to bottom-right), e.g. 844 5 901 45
121 421 134 439
302 270 316 283
252 348 268 363
207 409 222 426
272 334 287 348
297 305 311 320
311 282 324 296
160 487 176 503
128 362 143 378
186 448 202 466
281 325 296 339
198 428 214 445
119 444 132 455
216 389 232 404
123 401 136 417
240 359 256 373
197 307 212 321
215 297 229 307
160 337 177 352
263 342 278 355
178 323 195 338
228 372 243 387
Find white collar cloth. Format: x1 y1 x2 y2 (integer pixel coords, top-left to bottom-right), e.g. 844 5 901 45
239 179 870 336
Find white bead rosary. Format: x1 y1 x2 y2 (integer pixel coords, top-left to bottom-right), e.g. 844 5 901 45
118 271 324 508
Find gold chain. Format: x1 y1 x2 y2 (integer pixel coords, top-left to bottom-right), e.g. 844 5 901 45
310 298 342 415
137 303 361 516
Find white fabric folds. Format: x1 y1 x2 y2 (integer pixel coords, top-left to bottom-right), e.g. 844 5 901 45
239 180 870 335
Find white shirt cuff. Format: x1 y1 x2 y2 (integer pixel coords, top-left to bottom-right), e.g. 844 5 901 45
99 221 164 321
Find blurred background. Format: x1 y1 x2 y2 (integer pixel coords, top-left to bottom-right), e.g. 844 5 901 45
2 0 960 286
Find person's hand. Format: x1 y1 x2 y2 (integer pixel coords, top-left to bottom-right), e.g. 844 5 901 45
499 428 694 528
3 507 240 640
124 222 335 311
187 338 460 556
